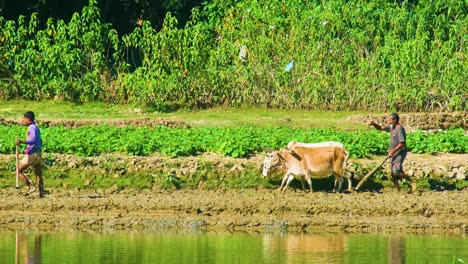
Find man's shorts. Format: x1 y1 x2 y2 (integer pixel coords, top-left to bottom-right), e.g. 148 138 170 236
20 151 42 166
390 150 406 174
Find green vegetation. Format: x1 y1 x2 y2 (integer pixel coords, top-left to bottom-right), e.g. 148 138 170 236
1 0 466 191
449 257 465 264
0 101 466 191
1 125 466 158
1 0 466 112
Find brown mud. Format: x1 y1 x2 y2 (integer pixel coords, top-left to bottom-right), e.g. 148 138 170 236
0 187 467 234
348 112 467 131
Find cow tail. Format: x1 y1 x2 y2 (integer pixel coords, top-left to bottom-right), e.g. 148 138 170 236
342 148 353 180
343 148 350 170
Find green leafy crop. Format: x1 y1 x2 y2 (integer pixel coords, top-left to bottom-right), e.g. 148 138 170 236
1 125 465 158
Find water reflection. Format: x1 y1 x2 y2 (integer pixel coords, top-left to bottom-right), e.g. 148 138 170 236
388 236 406 264
263 233 348 263
1 230 466 264
16 232 42 264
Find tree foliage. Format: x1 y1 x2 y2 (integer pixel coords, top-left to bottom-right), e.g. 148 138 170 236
0 0 466 112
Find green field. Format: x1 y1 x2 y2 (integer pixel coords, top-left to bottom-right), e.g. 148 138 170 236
0 100 370 130
0 102 466 191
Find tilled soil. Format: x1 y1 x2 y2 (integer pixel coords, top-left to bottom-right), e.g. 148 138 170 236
1 187 467 234
347 112 467 131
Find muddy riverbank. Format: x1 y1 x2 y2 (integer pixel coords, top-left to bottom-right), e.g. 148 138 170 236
1 186 467 234
1 151 467 233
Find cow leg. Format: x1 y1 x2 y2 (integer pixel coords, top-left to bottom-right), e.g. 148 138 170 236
338 176 353 192
332 176 341 193
345 171 354 192
335 171 354 192
279 174 289 191
283 175 295 192
332 173 346 193
305 172 313 192
299 176 306 191
337 177 344 193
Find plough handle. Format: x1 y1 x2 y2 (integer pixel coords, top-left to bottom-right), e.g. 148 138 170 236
354 156 390 191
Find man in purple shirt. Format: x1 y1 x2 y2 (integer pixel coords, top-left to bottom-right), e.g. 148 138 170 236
16 111 44 198
369 113 417 193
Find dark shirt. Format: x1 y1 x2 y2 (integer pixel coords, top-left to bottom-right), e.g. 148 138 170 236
384 124 406 151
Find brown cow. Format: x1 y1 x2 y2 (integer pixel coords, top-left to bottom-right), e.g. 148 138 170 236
262 146 352 192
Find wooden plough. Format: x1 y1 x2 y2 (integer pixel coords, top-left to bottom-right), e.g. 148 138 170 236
354 155 391 191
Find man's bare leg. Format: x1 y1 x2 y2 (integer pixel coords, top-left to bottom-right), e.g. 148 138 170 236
392 174 400 191
34 164 44 198
18 163 32 188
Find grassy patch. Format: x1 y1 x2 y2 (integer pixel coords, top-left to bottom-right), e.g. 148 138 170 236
0 101 368 130
0 100 138 120
171 107 368 130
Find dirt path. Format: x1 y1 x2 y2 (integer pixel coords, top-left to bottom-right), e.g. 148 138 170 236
0 187 466 234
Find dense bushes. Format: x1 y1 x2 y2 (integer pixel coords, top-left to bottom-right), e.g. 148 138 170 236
0 0 466 111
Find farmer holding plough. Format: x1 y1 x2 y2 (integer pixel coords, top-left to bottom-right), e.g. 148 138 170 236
369 113 417 193
16 111 44 198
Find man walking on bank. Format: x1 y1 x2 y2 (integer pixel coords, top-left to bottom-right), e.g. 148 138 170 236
369 113 416 192
16 111 44 198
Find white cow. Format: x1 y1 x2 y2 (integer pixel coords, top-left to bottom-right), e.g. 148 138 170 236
262 146 352 192
287 141 345 150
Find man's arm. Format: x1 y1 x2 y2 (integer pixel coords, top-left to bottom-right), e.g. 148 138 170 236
369 121 384 130
17 126 37 145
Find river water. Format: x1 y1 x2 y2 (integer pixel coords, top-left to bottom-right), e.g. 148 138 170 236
0 230 466 264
